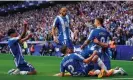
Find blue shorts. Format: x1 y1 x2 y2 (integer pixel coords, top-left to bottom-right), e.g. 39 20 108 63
101 51 111 70
71 63 94 76
94 51 111 70
58 39 74 49
84 63 94 76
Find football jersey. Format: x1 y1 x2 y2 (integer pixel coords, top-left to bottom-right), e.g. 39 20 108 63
8 37 25 67
60 53 87 76
87 27 111 53
53 15 71 44
87 27 111 70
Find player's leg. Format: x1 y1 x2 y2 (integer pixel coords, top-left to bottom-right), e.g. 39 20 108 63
91 51 108 72
18 62 37 75
8 59 20 75
8 68 20 75
91 55 109 78
93 50 111 70
89 69 108 78
54 40 64 57
66 39 74 51
106 67 128 77
89 69 111 78
98 67 128 78
20 70 37 75
88 55 108 78
88 70 101 76
8 69 16 74
102 50 111 70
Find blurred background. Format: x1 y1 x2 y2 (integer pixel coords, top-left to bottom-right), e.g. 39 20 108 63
0 1 133 60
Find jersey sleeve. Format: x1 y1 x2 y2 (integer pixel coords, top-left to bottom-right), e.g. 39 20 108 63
66 15 71 23
8 37 19 46
85 50 93 57
87 30 95 41
73 53 85 62
52 17 59 28
60 61 65 73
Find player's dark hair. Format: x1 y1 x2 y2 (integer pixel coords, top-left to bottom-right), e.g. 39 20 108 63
60 45 67 54
132 19 133 23
96 17 104 25
7 28 16 36
30 28 34 33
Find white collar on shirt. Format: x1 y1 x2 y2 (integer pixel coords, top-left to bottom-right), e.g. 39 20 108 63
97 26 103 29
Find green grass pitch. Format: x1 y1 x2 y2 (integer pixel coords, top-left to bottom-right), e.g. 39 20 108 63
0 54 133 80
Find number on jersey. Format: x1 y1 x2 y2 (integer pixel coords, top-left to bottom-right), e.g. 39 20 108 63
68 65 77 75
100 37 110 43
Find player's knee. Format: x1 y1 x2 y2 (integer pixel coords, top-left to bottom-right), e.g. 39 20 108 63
27 70 37 75
92 55 98 63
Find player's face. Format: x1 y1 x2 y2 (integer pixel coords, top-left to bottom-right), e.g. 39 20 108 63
12 32 19 37
61 9 67 16
69 49 74 53
94 19 99 27
67 48 73 54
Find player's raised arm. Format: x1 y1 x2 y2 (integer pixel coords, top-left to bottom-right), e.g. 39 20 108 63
19 21 28 40
52 17 59 43
19 34 32 43
81 30 95 49
80 40 90 49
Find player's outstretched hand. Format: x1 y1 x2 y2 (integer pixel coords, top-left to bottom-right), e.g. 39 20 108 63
23 20 28 27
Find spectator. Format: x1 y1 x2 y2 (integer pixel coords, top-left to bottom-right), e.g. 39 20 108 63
0 1 132 46
40 42 55 56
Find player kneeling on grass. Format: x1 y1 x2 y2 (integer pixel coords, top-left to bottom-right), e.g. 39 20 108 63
7 21 37 75
54 45 127 78
88 38 127 78
54 45 103 77
80 49 128 78
78 39 127 78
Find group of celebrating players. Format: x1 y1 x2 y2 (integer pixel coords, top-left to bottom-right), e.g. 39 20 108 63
7 7 127 78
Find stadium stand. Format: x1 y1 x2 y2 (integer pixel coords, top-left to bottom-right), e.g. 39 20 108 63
0 1 133 59
0 1 133 79
0 1 132 44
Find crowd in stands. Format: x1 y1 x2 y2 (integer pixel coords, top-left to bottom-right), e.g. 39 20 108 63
0 1 133 45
